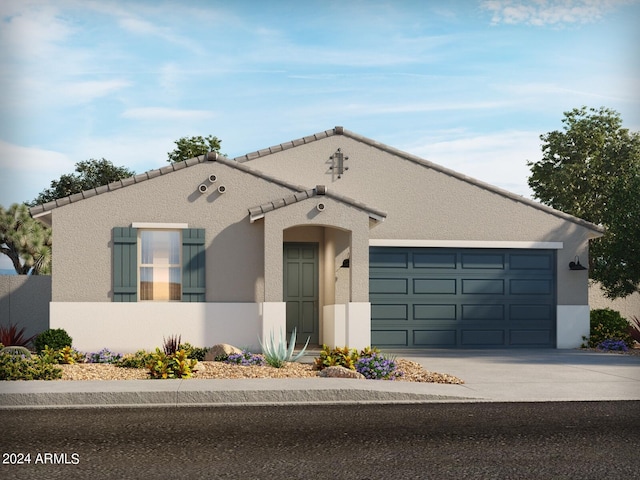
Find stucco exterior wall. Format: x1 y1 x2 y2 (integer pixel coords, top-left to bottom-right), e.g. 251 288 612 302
0 275 51 341
242 134 599 305
589 282 640 320
50 161 297 303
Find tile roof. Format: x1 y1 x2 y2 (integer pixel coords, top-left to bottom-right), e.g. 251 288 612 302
236 126 604 235
29 126 603 234
247 185 387 223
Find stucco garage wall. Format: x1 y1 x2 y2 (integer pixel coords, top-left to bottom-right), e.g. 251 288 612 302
241 134 599 307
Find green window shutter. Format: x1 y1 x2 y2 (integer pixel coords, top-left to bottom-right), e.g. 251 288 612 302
182 228 206 302
113 227 138 302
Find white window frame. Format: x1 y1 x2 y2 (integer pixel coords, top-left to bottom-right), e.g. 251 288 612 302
137 228 183 302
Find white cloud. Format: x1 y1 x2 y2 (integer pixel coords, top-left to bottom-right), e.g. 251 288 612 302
121 108 215 121
0 140 75 206
480 0 633 26
402 130 542 198
59 80 131 104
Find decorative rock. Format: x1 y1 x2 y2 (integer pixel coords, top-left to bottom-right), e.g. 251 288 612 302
192 361 204 372
204 344 243 361
317 366 365 379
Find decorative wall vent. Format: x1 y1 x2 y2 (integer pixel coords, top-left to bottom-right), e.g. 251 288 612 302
329 148 349 178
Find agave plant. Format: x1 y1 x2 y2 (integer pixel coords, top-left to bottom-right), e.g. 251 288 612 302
258 327 310 368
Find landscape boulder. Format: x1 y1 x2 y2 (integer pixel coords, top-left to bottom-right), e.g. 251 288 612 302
317 366 365 379
204 343 243 361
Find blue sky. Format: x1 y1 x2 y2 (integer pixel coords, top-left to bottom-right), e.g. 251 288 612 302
1 0 638 210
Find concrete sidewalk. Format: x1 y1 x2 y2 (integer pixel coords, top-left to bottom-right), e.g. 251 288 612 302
1 349 638 408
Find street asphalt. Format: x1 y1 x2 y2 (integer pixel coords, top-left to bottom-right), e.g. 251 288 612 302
1 349 638 408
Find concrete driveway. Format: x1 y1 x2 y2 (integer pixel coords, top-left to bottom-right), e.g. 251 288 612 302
400 348 640 402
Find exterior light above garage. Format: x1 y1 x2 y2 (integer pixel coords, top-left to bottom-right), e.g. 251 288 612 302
569 256 587 270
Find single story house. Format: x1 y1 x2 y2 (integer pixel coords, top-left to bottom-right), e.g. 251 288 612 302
30 127 604 353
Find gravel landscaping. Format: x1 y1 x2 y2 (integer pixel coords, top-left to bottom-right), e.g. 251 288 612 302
58 359 465 384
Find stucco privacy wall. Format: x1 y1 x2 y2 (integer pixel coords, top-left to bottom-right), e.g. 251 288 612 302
49 160 299 303
240 133 599 306
0 275 51 342
50 302 263 353
589 283 640 321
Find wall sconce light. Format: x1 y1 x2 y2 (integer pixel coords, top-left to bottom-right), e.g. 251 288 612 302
569 256 587 271
340 259 350 269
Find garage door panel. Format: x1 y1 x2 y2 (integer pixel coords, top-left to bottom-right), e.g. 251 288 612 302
413 304 457 320
413 278 457 294
510 279 553 295
413 330 457 347
371 304 408 321
462 304 504 321
511 253 553 270
371 330 408 347
510 304 553 321
462 253 505 269
370 247 556 348
461 330 505 346
413 253 457 269
370 251 408 268
462 279 504 295
370 278 408 294
510 330 553 346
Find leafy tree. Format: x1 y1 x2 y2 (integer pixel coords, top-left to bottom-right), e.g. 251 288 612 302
167 135 222 163
30 158 135 206
0 203 52 275
528 106 640 298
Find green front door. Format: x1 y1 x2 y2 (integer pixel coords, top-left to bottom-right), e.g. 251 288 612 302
284 243 319 344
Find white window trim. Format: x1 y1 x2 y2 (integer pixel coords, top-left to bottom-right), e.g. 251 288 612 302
369 239 563 249
132 222 188 229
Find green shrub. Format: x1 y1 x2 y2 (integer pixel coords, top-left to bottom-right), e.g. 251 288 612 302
0 352 62 380
179 342 209 362
583 308 634 348
34 328 73 354
116 350 153 369
146 348 197 379
40 346 85 364
314 345 359 371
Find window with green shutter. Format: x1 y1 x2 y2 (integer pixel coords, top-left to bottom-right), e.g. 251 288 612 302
112 227 205 302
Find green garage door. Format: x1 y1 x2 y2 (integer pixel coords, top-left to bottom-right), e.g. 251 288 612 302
370 248 556 348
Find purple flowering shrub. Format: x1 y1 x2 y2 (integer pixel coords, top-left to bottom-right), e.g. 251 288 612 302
85 348 123 364
224 350 265 366
355 352 403 380
596 339 629 352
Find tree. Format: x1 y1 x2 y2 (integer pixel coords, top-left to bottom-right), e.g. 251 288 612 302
528 106 640 298
30 158 135 206
167 135 222 163
0 203 52 275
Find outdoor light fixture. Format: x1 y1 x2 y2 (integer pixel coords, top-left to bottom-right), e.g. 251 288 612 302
569 256 587 271
341 259 350 268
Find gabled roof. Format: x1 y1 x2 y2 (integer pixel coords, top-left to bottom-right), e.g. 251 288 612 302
29 126 603 235
236 126 605 235
247 185 386 223
28 149 386 226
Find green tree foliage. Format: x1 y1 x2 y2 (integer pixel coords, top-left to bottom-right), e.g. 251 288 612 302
528 107 640 298
0 203 52 275
30 158 135 206
167 135 222 163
